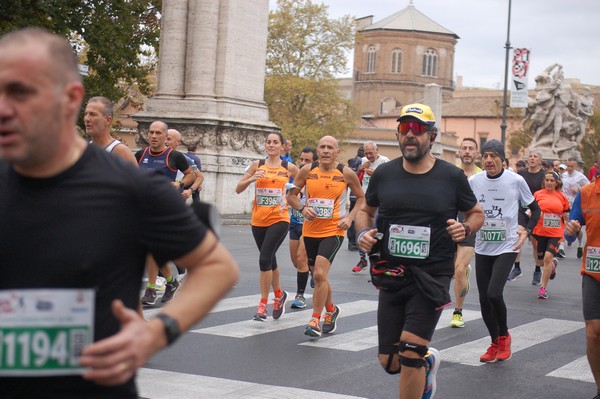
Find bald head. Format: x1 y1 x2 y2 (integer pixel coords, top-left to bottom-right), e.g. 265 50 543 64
317 135 340 165
166 129 182 148
319 135 339 148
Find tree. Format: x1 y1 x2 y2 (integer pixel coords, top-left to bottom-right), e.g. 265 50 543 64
266 0 358 158
0 0 161 127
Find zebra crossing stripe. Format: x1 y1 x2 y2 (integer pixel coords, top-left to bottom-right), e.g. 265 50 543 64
143 293 313 319
547 356 595 383
441 318 584 367
137 368 368 399
299 309 483 351
190 300 378 338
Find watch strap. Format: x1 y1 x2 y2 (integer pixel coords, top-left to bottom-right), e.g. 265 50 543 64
154 313 181 345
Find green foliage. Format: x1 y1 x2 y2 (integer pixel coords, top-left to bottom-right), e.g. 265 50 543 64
0 0 161 126
265 75 358 155
266 0 358 158
508 125 532 157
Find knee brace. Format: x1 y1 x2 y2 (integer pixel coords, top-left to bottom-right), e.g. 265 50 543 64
399 340 428 357
383 354 400 375
399 355 426 369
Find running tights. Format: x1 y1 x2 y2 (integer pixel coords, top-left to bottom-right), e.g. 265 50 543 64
475 252 518 341
251 221 289 271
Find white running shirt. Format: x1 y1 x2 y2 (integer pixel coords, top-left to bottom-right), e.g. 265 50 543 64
469 170 535 256
361 155 390 193
561 170 589 205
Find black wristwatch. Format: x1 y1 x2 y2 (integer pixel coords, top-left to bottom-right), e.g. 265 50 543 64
154 313 181 345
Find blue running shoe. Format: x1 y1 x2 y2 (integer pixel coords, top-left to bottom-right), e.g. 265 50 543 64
291 294 306 309
423 348 441 399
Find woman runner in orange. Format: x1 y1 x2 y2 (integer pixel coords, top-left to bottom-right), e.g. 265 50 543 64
532 171 570 299
236 132 298 320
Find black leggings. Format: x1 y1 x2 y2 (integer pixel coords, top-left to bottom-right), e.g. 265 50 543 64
475 252 518 341
251 221 289 271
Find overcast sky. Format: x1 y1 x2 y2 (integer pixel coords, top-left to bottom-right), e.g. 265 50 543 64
269 0 600 89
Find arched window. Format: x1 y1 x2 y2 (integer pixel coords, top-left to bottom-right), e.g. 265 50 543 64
422 48 438 77
391 48 402 73
366 45 376 73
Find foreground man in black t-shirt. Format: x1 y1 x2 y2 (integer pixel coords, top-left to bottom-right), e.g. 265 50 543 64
0 28 238 398
356 103 483 399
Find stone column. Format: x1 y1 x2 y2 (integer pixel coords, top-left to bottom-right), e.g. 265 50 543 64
214 0 270 121
154 0 188 99
184 0 219 103
134 0 279 214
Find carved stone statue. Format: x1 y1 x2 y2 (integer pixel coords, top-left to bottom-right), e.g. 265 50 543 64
527 64 594 162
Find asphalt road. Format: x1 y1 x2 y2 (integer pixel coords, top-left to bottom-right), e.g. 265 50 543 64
138 225 596 399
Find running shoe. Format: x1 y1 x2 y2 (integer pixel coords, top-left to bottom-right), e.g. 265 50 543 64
253 302 268 321
291 294 306 309
272 291 287 320
479 340 498 363
304 317 322 337
532 270 542 286
550 258 558 280
557 248 566 258
538 287 548 299
141 288 157 306
322 305 340 334
450 312 465 328
496 333 512 361
578 246 584 259
352 257 368 273
161 278 180 303
507 267 522 281
423 348 441 399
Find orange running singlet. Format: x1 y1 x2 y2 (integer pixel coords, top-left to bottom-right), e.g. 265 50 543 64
251 161 291 227
579 181 600 281
302 162 348 238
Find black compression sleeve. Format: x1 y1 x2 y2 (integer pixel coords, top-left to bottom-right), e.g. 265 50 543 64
526 199 541 233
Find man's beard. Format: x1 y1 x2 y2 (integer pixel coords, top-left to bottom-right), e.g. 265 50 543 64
400 140 429 163
460 156 473 165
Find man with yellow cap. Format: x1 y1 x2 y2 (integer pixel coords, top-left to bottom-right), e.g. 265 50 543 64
356 103 484 399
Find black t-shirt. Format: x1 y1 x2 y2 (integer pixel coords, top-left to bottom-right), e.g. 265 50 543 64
0 145 207 397
518 169 545 196
366 157 477 276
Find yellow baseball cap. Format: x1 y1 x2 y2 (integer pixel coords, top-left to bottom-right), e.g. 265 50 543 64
397 103 436 125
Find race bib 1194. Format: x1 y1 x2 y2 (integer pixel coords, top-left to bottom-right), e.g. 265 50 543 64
0 289 95 376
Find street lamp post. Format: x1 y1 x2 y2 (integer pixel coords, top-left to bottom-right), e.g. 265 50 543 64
500 0 512 145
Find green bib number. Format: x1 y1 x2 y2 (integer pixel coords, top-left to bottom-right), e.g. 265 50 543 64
389 238 429 259
257 195 279 206
0 326 89 373
480 219 507 242
586 247 600 274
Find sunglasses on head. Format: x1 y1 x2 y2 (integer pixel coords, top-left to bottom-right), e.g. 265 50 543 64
397 121 432 136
